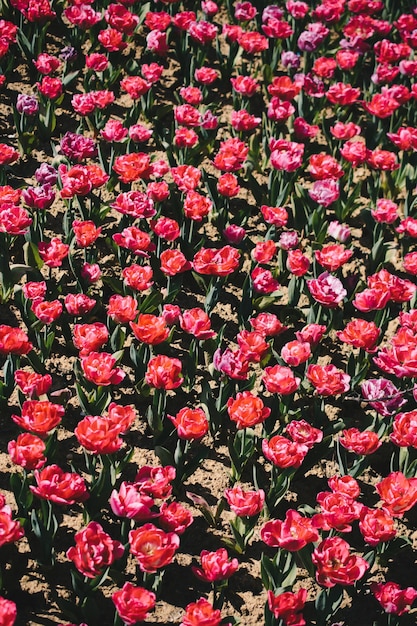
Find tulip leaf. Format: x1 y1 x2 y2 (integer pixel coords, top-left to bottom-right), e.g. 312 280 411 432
89 565 111 591
61 70 80 87
155 445 174 468
75 383 91 415
260 553 276 591
315 586 344 624
280 559 298 589
139 289 163 314
23 242 44 269
288 275 302 308
229 429 256 482
101 275 124 295
254 294 280 310
238 274 253 326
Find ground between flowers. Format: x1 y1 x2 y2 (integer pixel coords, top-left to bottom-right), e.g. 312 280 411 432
2 0 417 625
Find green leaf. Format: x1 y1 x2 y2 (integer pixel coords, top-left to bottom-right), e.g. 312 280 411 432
341 179 362 220
89 565 111 591
254 294 280 310
70 569 86 598
181 447 209 482
3 354 15 389
221 536 243 555
315 586 344 623
267 469 295 511
229 429 256 481
129 341 139 368
201 168 219 206
102 275 124 295
146 404 164 437
94 389 112 415
262 63 274 85
110 325 126 353
112 349 124 363
246 172 265 205
140 289 163 314
280 558 298 589
260 553 276 591
205 276 223 314
25 350 46 374
287 275 302 307
62 70 80 87
164 274 182 303
9 263 34 282
238 274 253 326
17 28 33 59
23 242 44 269
76 383 91 415
191 270 209 294
155 445 174 467
363 550 376 568
45 331 55 354
336 438 347 476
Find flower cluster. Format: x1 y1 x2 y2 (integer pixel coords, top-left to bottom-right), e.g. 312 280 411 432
1 0 417 624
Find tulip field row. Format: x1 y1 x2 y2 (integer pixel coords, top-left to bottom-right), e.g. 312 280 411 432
1 0 417 624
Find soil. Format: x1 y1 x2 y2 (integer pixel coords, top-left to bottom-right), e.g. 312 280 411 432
1 5 417 626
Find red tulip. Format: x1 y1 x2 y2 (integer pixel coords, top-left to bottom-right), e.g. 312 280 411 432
67 522 124 578
129 523 179 573
112 583 155 625
312 536 369 587
192 548 238 582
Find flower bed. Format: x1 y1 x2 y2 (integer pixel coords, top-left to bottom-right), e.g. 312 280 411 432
1 0 417 624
